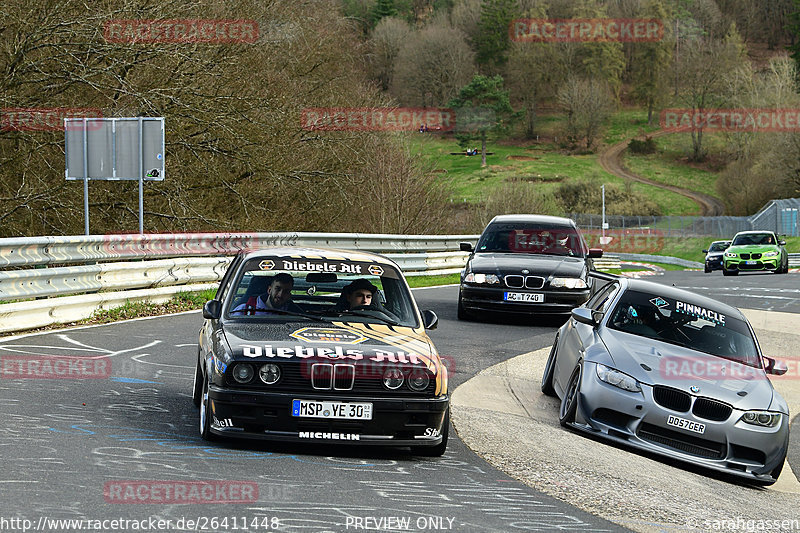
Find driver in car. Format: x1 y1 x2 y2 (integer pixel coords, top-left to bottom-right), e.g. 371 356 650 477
341 278 378 309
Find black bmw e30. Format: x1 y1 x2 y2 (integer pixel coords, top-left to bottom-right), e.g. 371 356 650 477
193 247 449 455
458 214 603 319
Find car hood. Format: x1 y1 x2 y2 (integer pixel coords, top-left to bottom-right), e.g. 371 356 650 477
218 321 446 390
726 244 780 254
468 252 586 278
599 329 776 410
705 252 725 258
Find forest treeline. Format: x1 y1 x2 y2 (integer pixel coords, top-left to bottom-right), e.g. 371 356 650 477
1 0 799 237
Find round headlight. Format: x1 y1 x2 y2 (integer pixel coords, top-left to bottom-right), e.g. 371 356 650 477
743 412 757 423
757 413 772 425
259 363 281 385
407 368 430 391
382 367 404 390
233 364 254 383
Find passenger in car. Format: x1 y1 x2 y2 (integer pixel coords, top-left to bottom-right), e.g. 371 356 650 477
231 273 302 315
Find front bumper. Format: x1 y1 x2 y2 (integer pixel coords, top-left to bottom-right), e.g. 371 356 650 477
207 385 449 447
705 257 724 270
459 285 590 315
723 257 779 272
567 362 789 483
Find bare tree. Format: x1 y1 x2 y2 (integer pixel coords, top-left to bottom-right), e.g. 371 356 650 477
557 77 613 151
675 26 748 161
390 23 476 107
0 0 440 236
367 16 411 91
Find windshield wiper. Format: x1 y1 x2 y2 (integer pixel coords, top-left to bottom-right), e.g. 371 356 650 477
231 308 329 322
328 310 402 327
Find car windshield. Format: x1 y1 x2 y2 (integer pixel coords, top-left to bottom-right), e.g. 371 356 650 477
476 223 587 257
224 257 418 327
608 290 760 367
732 233 775 246
708 242 728 252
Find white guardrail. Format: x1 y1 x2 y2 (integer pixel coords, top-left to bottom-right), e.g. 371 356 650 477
0 232 480 334
16 231 787 334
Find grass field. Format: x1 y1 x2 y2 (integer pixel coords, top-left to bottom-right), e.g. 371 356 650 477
410 134 700 215
622 134 723 200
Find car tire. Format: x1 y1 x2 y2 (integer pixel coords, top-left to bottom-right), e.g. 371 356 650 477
704 265 711 273
416 408 449 457
777 257 789 274
192 353 203 407
541 336 558 397
722 267 738 276
199 373 216 441
559 364 581 427
457 295 472 321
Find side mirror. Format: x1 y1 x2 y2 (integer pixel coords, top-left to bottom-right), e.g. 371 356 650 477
778 240 786 246
588 248 603 258
702 250 708 254
422 309 439 330
571 307 597 326
459 242 474 253
764 356 788 376
203 299 222 320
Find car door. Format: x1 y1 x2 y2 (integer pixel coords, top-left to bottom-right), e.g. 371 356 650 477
554 281 620 394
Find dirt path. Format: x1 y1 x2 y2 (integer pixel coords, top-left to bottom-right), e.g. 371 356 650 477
598 130 725 216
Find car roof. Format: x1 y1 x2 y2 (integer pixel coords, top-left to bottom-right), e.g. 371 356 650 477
618 278 747 321
235 247 400 269
733 230 776 235
488 214 577 227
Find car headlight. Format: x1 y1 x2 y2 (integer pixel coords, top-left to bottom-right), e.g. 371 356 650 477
464 272 500 284
595 363 641 392
407 368 431 391
259 363 281 385
724 252 737 258
740 410 782 428
762 251 779 257
382 367 404 390
232 363 254 383
550 277 588 289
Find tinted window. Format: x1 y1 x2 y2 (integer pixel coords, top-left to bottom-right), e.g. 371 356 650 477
608 290 759 366
732 233 775 246
708 242 728 252
224 257 417 327
476 222 588 257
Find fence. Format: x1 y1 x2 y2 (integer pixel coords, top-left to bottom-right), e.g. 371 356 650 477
569 197 800 238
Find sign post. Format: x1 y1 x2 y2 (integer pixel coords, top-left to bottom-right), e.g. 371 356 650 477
65 117 165 235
